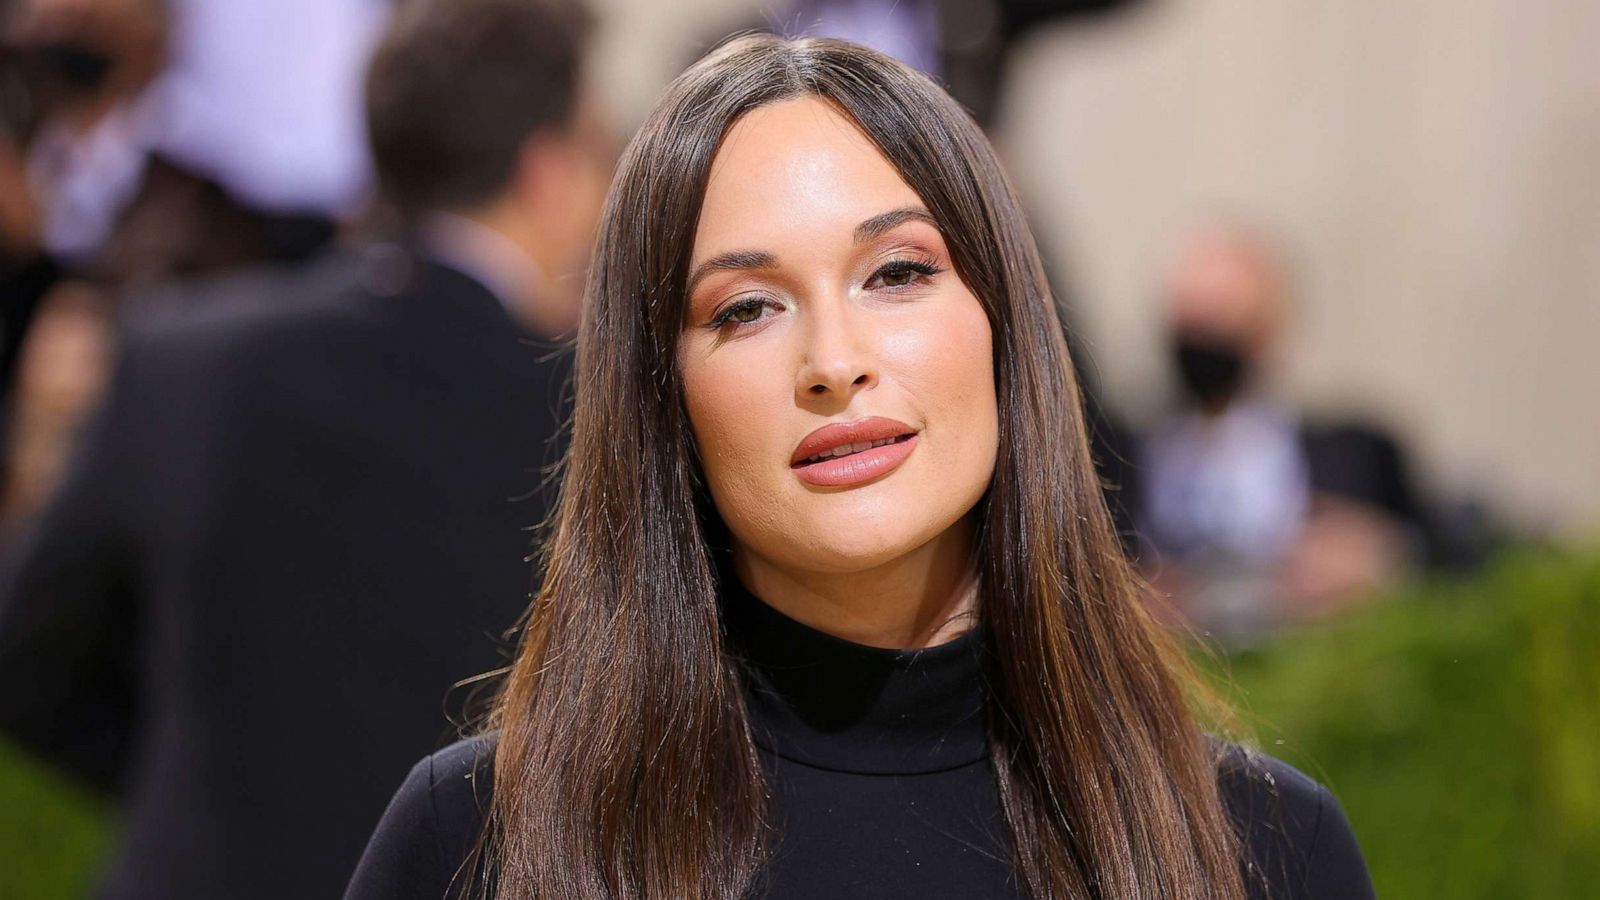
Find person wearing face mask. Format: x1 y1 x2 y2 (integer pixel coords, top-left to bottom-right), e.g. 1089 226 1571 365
0 0 167 505
0 0 169 267
346 35 1374 900
1137 226 1433 642
0 0 384 524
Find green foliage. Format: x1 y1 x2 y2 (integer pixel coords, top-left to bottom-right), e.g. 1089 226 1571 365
0 739 109 898
0 548 1594 898
1205 546 1600 900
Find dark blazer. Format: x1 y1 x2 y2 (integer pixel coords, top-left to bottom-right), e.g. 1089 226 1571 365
1298 421 1422 526
0 245 571 899
1120 410 1442 568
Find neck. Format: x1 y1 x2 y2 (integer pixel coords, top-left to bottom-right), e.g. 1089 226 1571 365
730 515 980 650
423 206 574 338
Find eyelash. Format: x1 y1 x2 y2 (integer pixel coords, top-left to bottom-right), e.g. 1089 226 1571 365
705 256 946 331
868 256 944 290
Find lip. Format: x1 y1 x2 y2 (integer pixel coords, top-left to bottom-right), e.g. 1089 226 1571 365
791 416 919 488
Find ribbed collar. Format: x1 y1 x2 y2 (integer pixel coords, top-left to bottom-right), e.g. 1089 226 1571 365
721 578 990 776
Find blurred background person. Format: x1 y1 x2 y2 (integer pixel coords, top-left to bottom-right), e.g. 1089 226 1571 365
0 0 169 273
0 0 610 896
0 0 387 521
1133 225 1435 641
0 0 169 519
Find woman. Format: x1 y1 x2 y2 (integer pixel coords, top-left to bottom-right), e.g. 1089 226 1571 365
346 35 1375 900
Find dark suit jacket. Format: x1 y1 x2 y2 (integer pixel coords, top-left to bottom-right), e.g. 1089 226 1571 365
1298 421 1422 526
0 245 571 898
1120 409 1439 569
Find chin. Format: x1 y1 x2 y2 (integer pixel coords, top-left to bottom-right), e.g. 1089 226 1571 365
801 538 915 574
782 506 959 574
716 467 985 576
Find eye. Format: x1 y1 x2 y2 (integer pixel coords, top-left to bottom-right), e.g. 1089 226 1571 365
866 256 944 291
707 296 780 331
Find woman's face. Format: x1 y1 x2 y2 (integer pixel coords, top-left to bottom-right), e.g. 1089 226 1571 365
678 96 999 576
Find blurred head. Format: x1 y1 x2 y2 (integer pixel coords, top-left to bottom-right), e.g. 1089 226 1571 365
2 0 168 135
364 0 610 303
1163 225 1291 410
482 34 1246 900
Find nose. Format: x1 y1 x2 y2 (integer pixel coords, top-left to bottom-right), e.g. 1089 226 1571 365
795 297 877 404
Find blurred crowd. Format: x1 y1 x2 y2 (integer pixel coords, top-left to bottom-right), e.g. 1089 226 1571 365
0 0 383 518
0 0 1507 897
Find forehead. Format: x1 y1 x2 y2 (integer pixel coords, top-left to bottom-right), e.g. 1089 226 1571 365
692 96 923 260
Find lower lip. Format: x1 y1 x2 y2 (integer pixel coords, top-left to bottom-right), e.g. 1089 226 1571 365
792 435 919 488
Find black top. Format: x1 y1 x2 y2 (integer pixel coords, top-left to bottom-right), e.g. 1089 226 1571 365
347 583 1377 899
0 246 570 899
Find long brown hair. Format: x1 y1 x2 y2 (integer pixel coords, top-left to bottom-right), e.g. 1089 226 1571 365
477 34 1247 900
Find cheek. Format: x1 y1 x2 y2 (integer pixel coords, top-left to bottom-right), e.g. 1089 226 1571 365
679 347 787 521
886 293 998 456
681 360 741 471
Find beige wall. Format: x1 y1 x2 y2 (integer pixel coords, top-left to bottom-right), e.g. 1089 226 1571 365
591 0 1600 532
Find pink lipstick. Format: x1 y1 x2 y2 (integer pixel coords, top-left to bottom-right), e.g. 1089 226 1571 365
790 416 919 487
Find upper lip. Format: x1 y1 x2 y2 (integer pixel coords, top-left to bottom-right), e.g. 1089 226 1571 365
791 416 918 466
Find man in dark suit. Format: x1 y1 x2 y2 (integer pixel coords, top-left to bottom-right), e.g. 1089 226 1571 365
0 0 609 896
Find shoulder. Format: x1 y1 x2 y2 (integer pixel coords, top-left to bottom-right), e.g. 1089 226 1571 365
122 252 373 360
129 246 363 318
1215 741 1327 836
101 251 409 428
423 732 500 832
1213 741 1377 900
345 734 498 900
1299 418 1404 455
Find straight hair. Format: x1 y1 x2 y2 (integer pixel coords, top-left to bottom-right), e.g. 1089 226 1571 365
476 34 1249 900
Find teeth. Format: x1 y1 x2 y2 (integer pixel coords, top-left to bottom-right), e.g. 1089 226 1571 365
804 435 903 464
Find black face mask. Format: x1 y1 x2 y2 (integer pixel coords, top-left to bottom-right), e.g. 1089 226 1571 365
1172 336 1249 407
35 43 115 92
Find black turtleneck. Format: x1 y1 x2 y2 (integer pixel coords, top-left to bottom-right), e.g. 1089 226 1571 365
345 587 1376 899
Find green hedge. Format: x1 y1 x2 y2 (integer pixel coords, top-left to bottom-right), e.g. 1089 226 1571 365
1207 546 1600 899
0 738 108 898
2 547 1595 898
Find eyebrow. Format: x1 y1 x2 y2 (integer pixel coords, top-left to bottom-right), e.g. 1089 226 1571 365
685 206 939 297
685 249 779 297
853 206 938 245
